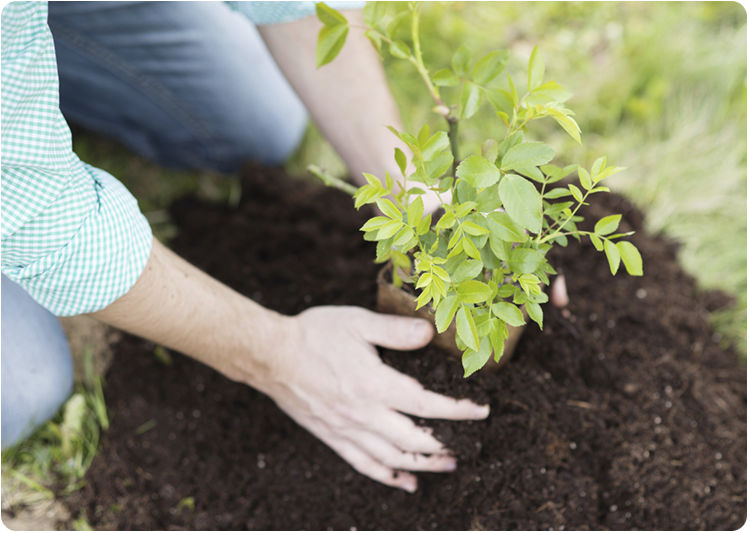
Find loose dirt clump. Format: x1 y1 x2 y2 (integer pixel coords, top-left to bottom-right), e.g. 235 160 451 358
68 164 746 530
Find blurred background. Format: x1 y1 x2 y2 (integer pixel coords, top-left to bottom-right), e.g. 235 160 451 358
74 1 747 356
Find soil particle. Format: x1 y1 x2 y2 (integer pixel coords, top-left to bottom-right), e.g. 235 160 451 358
69 164 746 530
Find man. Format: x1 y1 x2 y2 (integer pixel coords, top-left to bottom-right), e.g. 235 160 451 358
2 1 491 493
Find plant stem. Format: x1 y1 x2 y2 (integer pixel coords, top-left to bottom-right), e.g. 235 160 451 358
307 164 358 196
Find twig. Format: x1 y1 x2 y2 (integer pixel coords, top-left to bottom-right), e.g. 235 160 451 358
307 165 358 196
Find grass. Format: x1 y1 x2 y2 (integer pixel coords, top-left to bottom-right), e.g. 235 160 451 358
4 0 745 516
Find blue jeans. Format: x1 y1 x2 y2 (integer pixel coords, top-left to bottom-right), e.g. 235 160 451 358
2 275 74 449
48 1 308 172
2 2 309 449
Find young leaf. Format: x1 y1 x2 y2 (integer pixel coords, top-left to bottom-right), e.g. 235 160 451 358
456 306 480 352
591 156 606 179
451 259 484 284
527 45 545 91
316 24 349 68
489 318 508 362
436 212 456 229
359 216 390 232
579 167 592 190
316 2 348 26
604 239 621 275
432 68 459 87
543 188 572 199
376 198 403 221
568 183 583 203
489 234 512 261
525 301 543 329
471 50 510 85
456 155 500 189
451 43 472 78
491 302 526 327
417 124 430 147
462 338 492 377
486 88 514 116
460 82 482 119
497 174 543 233
462 220 489 236
454 201 477 218
462 237 482 260
594 214 621 236
362 1 386 27
407 196 424 228
481 139 498 163
616 241 643 276
385 11 408 39
389 40 411 60
457 280 493 304
422 132 450 162
426 152 453 179
416 213 432 235
589 233 604 251
500 142 555 171
376 219 403 240
364 30 382 56
507 248 544 274
435 295 460 333
547 108 581 144
485 212 527 242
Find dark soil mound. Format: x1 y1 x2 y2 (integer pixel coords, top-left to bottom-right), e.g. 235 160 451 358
69 164 746 530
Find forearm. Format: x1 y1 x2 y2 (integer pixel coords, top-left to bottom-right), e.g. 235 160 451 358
88 238 292 391
259 11 407 186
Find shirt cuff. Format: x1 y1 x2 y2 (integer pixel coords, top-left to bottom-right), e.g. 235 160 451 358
227 1 364 25
3 165 153 316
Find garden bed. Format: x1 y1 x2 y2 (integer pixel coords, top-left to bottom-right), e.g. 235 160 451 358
69 164 745 530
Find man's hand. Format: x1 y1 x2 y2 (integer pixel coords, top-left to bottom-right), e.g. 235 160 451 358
91 239 488 492
256 306 489 492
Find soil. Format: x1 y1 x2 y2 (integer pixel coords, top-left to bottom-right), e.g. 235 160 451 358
67 163 746 530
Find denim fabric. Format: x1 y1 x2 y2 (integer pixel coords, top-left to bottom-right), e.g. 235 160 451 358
1 274 74 450
48 1 308 173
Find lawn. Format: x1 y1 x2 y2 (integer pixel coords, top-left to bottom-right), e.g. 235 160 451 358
3 0 746 523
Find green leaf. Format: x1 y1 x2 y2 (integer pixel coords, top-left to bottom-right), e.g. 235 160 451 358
568 184 583 203
500 142 555 171
460 82 482 119
617 241 643 276
376 198 403 221
457 280 493 304
591 157 606 178
363 30 382 56
360 216 390 231
462 337 492 377
375 236 393 261
507 248 544 274
579 167 592 190
462 237 482 260
594 165 626 183
393 226 416 248
492 302 526 327
426 152 453 179
486 89 514 116
471 50 510 85
451 259 484 284
362 1 386 27
481 139 498 163
448 228 463 250
590 233 604 251
316 3 348 26
544 188 572 199
456 306 480 352
526 301 543 329
376 219 403 240
516 166 546 183
385 11 408 39
417 124 430 147
432 68 459 87
489 318 508 362
527 45 545 91
389 40 411 60
436 212 456 229
604 239 621 275
485 211 527 242
595 214 621 236
462 220 489 236
394 148 407 176
422 131 450 162
489 234 512 261
530 80 572 103
451 43 472 78
497 174 543 233
455 155 500 189
364 172 383 188
547 108 581 144
316 24 349 68
385 171 393 190
475 186 503 213
435 295 460 333
416 213 431 235
407 196 424 228
454 201 477 218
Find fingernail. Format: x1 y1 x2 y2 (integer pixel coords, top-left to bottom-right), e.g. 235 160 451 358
401 481 417 493
445 460 457 472
473 405 490 419
412 321 433 343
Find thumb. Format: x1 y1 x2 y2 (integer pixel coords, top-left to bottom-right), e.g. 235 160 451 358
551 273 569 308
355 310 435 351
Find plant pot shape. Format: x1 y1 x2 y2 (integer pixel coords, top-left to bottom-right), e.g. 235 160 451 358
375 265 526 372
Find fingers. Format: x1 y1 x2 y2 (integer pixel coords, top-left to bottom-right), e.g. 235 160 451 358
349 430 456 473
326 435 419 492
380 365 490 420
552 274 569 308
353 308 434 351
367 408 446 455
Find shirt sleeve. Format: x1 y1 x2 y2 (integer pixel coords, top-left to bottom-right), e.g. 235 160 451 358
226 1 364 25
1 2 152 317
